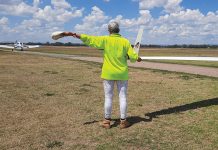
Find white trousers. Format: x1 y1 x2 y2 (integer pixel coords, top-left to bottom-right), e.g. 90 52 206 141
103 80 128 119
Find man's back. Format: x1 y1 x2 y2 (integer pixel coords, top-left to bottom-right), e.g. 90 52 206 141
80 33 138 80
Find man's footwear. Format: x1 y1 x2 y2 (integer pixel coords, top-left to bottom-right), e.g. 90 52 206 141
99 119 111 129
120 119 130 129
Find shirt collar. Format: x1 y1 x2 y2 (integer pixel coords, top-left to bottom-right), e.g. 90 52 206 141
110 33 121 37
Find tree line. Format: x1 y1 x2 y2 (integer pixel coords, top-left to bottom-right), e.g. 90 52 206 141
1 42 218 48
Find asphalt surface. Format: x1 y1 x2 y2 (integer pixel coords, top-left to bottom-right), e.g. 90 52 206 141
1 49 218 78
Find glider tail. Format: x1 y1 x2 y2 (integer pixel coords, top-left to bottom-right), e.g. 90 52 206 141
134 26 144 54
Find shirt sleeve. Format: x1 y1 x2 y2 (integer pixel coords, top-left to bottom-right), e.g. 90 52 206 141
127 42 138 63
80 34 105 50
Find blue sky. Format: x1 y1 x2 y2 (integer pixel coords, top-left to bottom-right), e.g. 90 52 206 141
0 0 218 44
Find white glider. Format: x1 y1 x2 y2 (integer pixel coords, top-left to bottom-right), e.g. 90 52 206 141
134 27 218 62
140 56 218 62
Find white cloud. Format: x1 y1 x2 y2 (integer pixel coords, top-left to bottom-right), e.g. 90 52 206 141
110 15 137 29
84 6 109 23
103 0 110 2
74 6 110 34
0 0 83 22
34 6 54 22
129 0 217 44
138 10 152 24
56 9 83 22
0 0 84 42
17 0 83 41
147 8 218 44
33 0 40 7
34 1 83 23
164 0 182 13
0 17 11 35
43 0 218 45
0 17 9 25
0 1 37 16
139 0 182 13
21 19 42 30
139 0 166 10
158 9 204 24
51 0 71 9
0 0 22 5
0 0 218 44
109 10 152 31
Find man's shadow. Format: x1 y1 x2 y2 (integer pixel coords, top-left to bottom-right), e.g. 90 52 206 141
144 97 218 122
83 97 218 127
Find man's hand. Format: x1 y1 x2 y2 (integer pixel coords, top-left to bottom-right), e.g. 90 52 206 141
137 57 142 62
62 32 71 36
62 32 81 39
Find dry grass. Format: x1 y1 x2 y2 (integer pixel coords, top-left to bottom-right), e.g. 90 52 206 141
29 46 103 57
0 51 218 150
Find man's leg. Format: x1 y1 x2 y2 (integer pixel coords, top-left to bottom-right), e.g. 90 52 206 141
117 80 128 119
117 80 130 129
100 80 114 129
103 80 115 119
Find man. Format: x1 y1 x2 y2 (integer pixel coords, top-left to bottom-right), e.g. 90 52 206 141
62 22 141 129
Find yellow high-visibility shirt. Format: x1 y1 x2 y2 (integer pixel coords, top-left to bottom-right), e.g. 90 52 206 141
80 33 138 80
